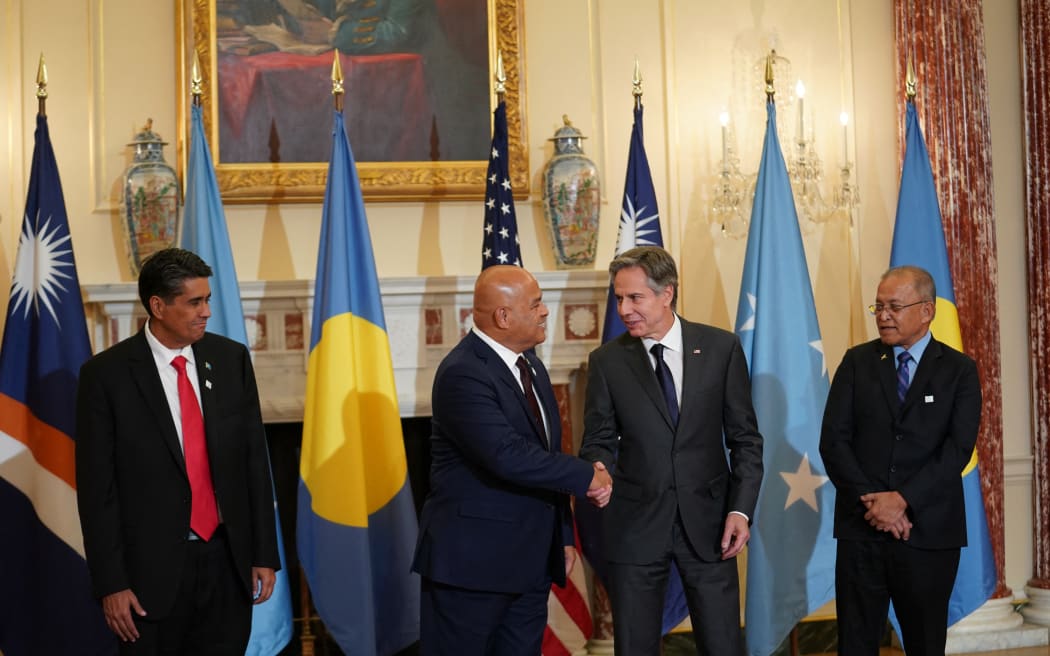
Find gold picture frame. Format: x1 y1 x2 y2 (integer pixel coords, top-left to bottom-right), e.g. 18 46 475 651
175 0 528 203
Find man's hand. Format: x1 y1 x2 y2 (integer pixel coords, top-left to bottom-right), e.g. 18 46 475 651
564 546 578 577
861 491 911 539
101 589 146 642
252 567 277 605
586 461 612 508
720 513 751 560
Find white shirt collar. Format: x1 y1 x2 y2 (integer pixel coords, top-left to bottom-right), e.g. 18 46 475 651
641 313 683 353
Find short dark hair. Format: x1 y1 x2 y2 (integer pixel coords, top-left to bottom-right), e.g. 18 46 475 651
138 248 213 317
609 246 679 308
882 265 936 301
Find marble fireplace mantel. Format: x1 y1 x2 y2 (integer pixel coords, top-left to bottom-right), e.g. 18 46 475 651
81 271 610 422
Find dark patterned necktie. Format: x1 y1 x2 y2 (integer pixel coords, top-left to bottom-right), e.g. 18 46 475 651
650 343 679 426
897 351 913 404
515 356 549 447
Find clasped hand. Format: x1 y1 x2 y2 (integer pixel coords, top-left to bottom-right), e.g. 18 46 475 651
586 461 612 507
860 490 911 540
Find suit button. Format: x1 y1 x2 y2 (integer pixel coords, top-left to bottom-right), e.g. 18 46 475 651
890 466 897 473
895 434 903 441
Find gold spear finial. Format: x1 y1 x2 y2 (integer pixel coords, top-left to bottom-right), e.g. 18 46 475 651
494 50 506 97
36 53 48 115
765 50 775 100
906 56 917 100
191 50 203 106
633 57 643 109
332 51 344 111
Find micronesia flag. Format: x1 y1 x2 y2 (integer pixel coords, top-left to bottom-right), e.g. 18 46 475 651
889 99 995 628
736 100 836 656
481 99 522 269
0 113 115 654
577 101 689 637
297 110 420 655
181 102 293 656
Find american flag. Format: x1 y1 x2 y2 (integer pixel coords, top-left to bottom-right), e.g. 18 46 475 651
481 100 522 269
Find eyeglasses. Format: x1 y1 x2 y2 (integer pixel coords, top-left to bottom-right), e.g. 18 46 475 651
867 300 930 316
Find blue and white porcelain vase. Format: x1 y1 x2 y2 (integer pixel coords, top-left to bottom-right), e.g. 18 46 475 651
542 116 601 269
121 119 179 276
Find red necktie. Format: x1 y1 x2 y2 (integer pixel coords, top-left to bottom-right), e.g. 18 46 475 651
171 355 219 541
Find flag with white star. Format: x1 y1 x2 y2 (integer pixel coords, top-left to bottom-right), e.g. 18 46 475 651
0 113 114 653
481 100 522 269
735 100 836 656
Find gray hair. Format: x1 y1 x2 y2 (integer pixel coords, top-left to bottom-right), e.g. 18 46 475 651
882 265 936 301
609 246 679 308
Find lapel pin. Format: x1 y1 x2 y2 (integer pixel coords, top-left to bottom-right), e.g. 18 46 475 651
880 353 888 360
205 380 213 390
205 361 212 370
924 395 934 403
692 349 701 355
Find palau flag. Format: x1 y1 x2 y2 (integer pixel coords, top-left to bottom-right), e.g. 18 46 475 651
297 110 420 655
0 113 115 654
889 99 996 627
736 100 836 656
181 102 294 656
576 101 689 636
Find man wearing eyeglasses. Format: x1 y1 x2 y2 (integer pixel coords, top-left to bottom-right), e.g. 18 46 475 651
820 265 981 656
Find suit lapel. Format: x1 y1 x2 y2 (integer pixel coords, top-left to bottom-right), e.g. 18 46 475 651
622 336 674 430
470 334 549 449
128 332 187 475
192 340 219 452
875 342 900 413
526 350 559 452
902 338 941 413
678 321 705 429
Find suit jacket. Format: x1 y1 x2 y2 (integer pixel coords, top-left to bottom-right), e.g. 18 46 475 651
578 318 763 564
819 336 982 549
411 331 594 593
75 331 280 617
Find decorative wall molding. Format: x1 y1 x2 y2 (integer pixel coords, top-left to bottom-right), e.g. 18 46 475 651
82 271 610 422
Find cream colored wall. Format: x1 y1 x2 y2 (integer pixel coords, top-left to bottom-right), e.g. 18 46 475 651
0 0 1035 596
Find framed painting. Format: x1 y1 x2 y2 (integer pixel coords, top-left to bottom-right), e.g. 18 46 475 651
175 0 528 202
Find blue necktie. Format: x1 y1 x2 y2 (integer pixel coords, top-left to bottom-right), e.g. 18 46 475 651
897 351 913 403
650 343 679 426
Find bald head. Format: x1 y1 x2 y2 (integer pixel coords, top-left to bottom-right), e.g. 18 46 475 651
472 266 549 353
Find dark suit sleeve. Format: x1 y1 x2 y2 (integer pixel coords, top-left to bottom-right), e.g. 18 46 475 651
897 355 982 515
578 349 617 469
722 337 764 519
236 345 280 569
432 360 593 498
820 348 879 501
75 358 129 598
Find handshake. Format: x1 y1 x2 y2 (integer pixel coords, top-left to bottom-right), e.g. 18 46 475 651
586 461 612 508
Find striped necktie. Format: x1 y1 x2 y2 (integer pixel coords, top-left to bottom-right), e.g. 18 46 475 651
896 351 913 404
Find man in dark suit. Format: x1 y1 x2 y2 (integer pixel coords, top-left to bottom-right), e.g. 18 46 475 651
412 264 612 655
579 246 763 655
76 248 280 654
820 265 982 656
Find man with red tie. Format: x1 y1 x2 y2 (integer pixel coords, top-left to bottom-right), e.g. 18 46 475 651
76 248 279 654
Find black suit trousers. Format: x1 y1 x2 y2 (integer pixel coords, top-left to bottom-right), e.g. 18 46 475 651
835 539 960 656
607 513 744 656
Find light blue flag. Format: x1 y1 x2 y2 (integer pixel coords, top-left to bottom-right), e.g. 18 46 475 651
297 111 419 655
888 100 995 633
737 100 836 656
181 103 293 656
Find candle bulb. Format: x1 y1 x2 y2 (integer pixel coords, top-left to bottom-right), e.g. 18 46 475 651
840 111 849 164
719 111 729 172
796 80 806 143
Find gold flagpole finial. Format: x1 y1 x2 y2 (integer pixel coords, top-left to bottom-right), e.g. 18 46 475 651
765 50 775 100
494 50 506 98
332 51 344 111
191 50 203 106
632 57 643 109
905 56 917 100
36 53 48 115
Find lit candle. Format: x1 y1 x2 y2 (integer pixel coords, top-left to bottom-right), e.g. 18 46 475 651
719 111 729 172
840 111 849 164
795 80 806 142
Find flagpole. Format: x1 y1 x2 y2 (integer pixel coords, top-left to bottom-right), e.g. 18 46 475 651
633 57 642 111
765 50 775 102
332 51 344 112
191 51 203 108
495 49 506 102
906 56 917 101
36 54 47 117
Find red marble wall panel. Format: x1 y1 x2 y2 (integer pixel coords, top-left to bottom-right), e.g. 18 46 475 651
1021 0 1050 590
894 0 1008 596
